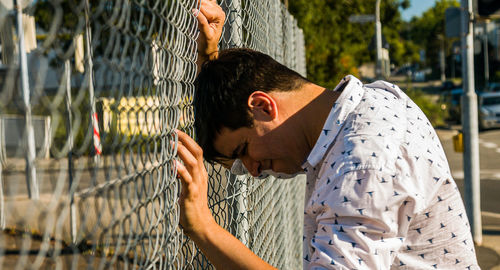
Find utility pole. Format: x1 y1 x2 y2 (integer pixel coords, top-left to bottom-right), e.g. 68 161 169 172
439 35 446 82
461 0 482 245
375 0 383 79
483 20 490 88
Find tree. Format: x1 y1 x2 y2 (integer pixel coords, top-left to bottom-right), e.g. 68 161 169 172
405 0 460 79
288 0 414 87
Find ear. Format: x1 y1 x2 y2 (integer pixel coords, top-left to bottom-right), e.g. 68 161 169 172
247 91 278 121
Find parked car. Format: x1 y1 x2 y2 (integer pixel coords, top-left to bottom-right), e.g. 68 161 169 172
485 82 500 92
440 88 463 123
479 92 500 130
441 80 455 91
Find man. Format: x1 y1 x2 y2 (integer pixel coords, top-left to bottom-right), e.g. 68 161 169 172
175 0 480 269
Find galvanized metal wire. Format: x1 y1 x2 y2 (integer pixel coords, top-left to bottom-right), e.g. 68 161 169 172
0 0 306 268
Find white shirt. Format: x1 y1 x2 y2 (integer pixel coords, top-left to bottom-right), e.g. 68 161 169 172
302 75 479 269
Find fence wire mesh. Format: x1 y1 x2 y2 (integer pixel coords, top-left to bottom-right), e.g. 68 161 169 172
0 0 306 268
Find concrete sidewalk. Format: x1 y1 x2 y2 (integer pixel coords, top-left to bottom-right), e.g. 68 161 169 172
477 210 500 269
478 234 500 270
475 207 500 269
463 194 500 269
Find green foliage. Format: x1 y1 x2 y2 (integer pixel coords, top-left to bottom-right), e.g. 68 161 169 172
380 0 418 67
405 0 460 78
288 0 418 87
406 88 449 127
493 70 500 82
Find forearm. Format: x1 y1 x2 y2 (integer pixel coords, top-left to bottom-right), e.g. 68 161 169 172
189 221 276 270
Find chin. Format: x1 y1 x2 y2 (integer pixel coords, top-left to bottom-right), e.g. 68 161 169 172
275 167 300 174
271 161 299 174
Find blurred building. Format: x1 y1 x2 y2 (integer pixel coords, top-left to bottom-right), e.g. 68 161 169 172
491 21 500 61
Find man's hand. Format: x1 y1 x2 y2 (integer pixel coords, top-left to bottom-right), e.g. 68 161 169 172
175 130 216 236
175 130 276 270
194 0 225 71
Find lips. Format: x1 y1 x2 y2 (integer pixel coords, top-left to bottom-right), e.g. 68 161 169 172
257 161 269 176
256 160 274 177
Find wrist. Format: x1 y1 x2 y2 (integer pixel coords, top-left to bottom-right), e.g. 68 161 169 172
206 50 218 60
198 50 219 61
198 41 219 60
187 218 219 243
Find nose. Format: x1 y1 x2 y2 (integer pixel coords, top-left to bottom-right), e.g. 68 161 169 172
240 156 261 177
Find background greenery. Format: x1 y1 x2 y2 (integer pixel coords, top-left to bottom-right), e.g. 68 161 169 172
287 0 461 88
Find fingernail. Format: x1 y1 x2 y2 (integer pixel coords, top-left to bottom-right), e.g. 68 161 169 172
192 8 199 17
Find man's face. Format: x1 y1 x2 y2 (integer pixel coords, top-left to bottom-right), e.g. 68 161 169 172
213 122 303 177
212 90 307 177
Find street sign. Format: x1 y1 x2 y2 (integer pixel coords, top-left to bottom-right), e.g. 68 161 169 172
445 7 462 38
348 14 375 24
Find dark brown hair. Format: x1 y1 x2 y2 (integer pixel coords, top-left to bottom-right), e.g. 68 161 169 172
194 48 309 163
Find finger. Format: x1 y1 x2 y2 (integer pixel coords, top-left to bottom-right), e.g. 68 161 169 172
176 130 204 160
201 0 218 4
175 160 193 184
177 141 199 171
200 1 224 24
195 10 212 36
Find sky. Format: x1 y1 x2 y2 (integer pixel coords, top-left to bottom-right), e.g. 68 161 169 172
400 0 436 21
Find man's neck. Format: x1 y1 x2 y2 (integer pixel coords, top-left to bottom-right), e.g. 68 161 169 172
298 85 341 154
272 83 341 164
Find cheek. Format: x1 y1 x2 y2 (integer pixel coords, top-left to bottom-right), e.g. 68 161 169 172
249 127 283 160
248 139 270 160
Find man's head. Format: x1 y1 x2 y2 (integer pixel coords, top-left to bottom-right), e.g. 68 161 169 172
194 48 309 172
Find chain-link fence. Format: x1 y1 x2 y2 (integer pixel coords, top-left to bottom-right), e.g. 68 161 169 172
0 0 306 268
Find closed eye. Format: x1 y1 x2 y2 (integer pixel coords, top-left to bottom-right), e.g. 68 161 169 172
240 142 248 157
230 141 248 160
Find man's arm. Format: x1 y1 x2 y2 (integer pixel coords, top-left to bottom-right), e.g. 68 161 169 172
177 3 275 268
175 130 275 270
194 0 224 74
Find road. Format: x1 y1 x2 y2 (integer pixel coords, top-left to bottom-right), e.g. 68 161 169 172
437 127 500 230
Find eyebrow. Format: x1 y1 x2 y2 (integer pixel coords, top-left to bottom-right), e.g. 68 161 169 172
213 143 241 162
212 147 238 168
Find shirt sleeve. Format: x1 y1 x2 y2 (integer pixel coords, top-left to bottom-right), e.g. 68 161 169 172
306 169 417 270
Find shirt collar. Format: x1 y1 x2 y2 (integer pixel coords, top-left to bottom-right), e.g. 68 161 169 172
302 75 365 169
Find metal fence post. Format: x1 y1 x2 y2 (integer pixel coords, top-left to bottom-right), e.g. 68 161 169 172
65 59 77 243
84 0 101 167
460 0 482 245
15 0 39 200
